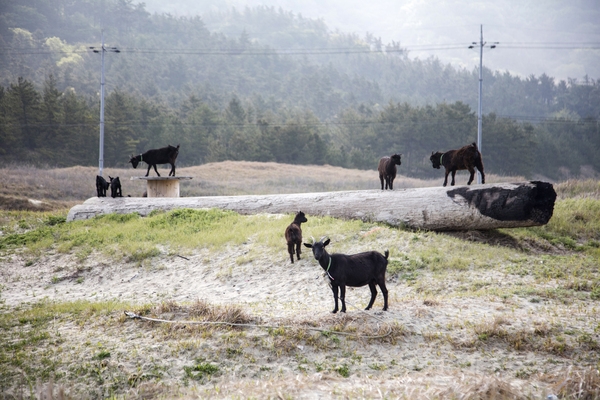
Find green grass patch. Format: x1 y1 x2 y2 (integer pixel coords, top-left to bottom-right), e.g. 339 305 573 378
0 299 131 392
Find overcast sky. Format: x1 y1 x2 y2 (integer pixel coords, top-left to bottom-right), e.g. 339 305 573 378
140 0 600 82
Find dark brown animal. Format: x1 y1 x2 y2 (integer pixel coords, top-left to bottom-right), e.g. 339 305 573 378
96 175 109 197
285 211 308 263
378 153 402 190
304 237 389 313
109 176 122 198
129 144 180 177
430 142 485 186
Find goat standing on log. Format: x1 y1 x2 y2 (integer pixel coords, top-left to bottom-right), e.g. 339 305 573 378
96 175 109 197
430 142 485 187
304 237 389 313
378 153 402 190
284 211 308 264
129 144 180 177
109 176 122 198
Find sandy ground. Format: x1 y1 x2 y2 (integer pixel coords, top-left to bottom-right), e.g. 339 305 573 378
2 235 598 399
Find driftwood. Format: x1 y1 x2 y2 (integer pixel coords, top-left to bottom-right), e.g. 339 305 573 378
66 181 556 231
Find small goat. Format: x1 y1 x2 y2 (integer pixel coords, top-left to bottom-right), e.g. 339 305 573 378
378 153 402 190
304 237 389 313
109 176 122 198
96 175 109 197
430 142 485 186
284 211 308 264
129 144 180 177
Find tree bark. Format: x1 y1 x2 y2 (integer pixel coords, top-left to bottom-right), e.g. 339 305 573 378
67 181 556 231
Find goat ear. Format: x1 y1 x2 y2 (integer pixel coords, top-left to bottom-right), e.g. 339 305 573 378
323 238 330 247
303 243 313 248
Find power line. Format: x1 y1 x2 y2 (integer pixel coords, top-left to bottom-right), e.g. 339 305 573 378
2 42 598 57
2 115 595 130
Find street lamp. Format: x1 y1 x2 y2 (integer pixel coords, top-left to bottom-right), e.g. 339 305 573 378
469 25 498 184
90 31 120 177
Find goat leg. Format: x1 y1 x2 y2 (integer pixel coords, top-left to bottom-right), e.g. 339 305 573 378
339 285 347 313
365 282 378 310
467 167 475 185
287 243 295 263
331 285 340 313
295 242 301 260
380 283 389 311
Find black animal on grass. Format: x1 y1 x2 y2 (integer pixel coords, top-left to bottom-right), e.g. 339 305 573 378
96 175 110 197
109 176 122 198
129 144 180 177
304 237 389 313
378 153 402 190
284 211 308 264
430 142 485 186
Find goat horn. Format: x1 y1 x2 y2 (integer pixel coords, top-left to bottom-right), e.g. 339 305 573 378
311 236 315 244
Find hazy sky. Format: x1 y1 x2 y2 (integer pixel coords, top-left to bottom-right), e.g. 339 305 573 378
141 0 600 81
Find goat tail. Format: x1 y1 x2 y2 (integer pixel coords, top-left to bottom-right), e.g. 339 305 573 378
384 250 389 259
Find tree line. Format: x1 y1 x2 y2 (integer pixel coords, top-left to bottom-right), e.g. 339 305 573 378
2 75 599 180
2 1 599 123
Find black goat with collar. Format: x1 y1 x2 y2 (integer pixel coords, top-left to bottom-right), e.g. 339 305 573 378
304 237 389 313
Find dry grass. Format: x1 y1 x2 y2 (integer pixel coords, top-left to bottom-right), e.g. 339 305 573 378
0 161 525 211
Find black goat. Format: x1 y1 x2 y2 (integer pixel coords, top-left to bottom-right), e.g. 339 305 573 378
304 237 389 313
284 211 308 264
430 142 485 186
96 175 109 197
109 176 122 198
378 153 402 190
129 144 180 177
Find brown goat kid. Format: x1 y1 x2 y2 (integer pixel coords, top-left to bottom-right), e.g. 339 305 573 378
378 153 402 190
284 211 308 264
430 142 485 187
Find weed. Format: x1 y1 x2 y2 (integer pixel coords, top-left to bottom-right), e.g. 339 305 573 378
183 361 219 381
335 364 350 377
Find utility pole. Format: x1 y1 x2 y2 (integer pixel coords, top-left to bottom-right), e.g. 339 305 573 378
90 31 120 177
469 25 498 184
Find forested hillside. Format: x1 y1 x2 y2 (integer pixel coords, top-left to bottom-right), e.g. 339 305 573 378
1 0 599 179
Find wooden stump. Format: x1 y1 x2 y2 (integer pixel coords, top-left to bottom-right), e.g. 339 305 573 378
67 181 556 231
130 176 192 198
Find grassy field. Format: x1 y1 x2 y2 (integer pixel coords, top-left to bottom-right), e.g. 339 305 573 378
0 163 599 399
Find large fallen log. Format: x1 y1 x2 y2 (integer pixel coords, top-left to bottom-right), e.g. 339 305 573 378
66 181 556 231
